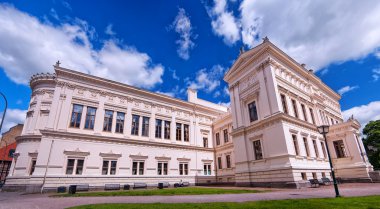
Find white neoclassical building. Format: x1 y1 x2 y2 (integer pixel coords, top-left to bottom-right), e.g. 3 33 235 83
4 38 374 191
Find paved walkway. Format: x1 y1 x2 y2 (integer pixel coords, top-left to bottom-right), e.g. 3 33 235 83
0 183 379 209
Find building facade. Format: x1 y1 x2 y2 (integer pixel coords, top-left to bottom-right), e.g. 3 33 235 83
4 38 374 191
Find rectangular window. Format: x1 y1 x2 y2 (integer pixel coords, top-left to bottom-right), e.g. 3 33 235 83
84 107 97 129
303 137 310 157
184 124 189 142
226 155 231 168
313 140 319 158
301 172 307 180
253 140 263 160
331 118 334 125
281 94 288 114
322 172 326 178
217 157 222 169
179 163 189 175
248 101 258 122
142 116 150 137
164 121 171 139
66 159 84 175
203 137 208 148
29 159 36 175
291 99 298 118
216 133 220 146
312 172 317 179
102 160 117 175
176 123 182 141
131 115 140 135
132 161 144 175
203 164 211 175
223 129 228 143
103 110 114 132
157 162 168 175
333 140 347 158
115 112 125 133
292 134 300 156
70 104 83 128
321 141 327 158
309 108 316 124
155 119 162 138
301 104 308 122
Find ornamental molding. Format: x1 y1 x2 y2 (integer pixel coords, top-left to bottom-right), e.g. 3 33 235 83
177 157 191 162
249 134 263 141
129 154 148 160
99 151 122 158
63 148 90 156
28 151 38 158
201 159 213 163
155 156 172 161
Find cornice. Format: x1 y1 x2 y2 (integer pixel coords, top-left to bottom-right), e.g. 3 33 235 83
39 130 214 152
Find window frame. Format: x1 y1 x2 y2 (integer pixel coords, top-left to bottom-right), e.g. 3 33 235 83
183 124 189 142
291 99 298 118
155 119 162 138
115 112 125 133
253 140 263 160
223 129 228 143
301 104 308 122
70 104 83 128
131 114 140 136
65 158 85 175
164 121 171 139
102 159 118 175
179 162 189 175
84 106 97 130
203 137 208 148
216 132 220 146
132 161 145 175
226 155 231 168
176 123 182 141
203 164 211 175
281 94 288 114
157 161 168 175
29 158 37 176
103 110 114 132
142 116 150 137
292 134 300 156
333 140 347 158
248 101 258 122
312 140 319 158
303 137 310 157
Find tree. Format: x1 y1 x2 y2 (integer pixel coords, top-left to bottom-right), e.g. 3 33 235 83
363 120 380 170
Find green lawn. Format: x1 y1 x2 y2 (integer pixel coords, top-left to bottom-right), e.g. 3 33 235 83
55 187 263 197
69 195 380 209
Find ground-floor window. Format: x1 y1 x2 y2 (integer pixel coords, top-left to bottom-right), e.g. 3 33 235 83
333 140 347 158
301 172 307 180
253 140 263 160
29 159 36 175
65 158 84 175
312 172 317 179
226 155 231 168
179 163 188 175
157 162 168 175
217 157 222 169
132 161 144 175
102 160 117 175
203 164 211 175
322 172 326 178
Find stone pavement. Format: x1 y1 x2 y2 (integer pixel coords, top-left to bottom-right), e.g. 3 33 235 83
0 183 379 209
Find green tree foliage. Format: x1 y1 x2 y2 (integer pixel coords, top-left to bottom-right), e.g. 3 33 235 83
363 120 380 170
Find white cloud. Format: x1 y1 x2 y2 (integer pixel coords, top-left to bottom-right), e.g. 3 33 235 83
337 85 359 95
187 65 225 93
170 8 196 60
223 86 230 96
207 0 240 45
342 101 380 131
61 1 72 10
372 68 380 81
0 108 27 134
0 4 164 89
50 8 59 20
218 101 231 107
155 91 175 97
105 24 116 36
239 0 380 70
170 69 180 81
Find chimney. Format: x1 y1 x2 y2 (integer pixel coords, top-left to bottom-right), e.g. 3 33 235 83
187 88 197 103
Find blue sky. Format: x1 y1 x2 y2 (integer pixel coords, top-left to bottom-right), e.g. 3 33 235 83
0 0 380 133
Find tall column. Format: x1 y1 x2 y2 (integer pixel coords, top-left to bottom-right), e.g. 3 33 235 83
189 114 195 145
149 105 156 140
94 95 105 135
171 109 176 143
79 106 88 130
125 99 133 138
57 85 75 131
45 85 63 131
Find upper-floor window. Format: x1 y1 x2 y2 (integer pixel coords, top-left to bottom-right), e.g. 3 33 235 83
131 115 140 135
70 104 83 128
203 137 208 148
321 141 327 158
115 112 125 133
216 133 220 146
253 140 263 160
66 158 84 175
223 129 228 143
204 164 211 175
292 134 300 156
226 155 231 168
184 124 189 142
29 159 36 175
303 137 310 157
84 107 96 129
142 116 150 137
331 118 334 125
132 161 144 175
248 101 258 122
102 160 117 175
291 99 298 118
301 104 308 122
333 140 347 158
155 119 162 138
103 110 114 132
309 108 316 124
176 123 182 141
313 140 319 158
217 157 222 169
164 121 171 139
179 163 189 175
281 94 288 114
157 162 168 175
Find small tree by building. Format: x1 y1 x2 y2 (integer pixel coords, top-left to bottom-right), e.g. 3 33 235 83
363 120 380 170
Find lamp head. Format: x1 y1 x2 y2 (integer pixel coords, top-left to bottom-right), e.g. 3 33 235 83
317 125 329 135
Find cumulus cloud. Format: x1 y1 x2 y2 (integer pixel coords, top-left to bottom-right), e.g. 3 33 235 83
372 68 380 81
105 24 116 36
239 0 380 70
0 4 164 88
0 108 27 134
342 101 380 131
187 65 225 93
170 8 196 60
337 85 359 95
207 0 240 45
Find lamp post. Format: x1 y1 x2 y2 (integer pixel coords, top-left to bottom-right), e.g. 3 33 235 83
317 125 340 197
0 92 7 134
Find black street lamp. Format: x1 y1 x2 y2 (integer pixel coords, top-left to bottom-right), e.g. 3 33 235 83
0 92 7 134
317 125 340 197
